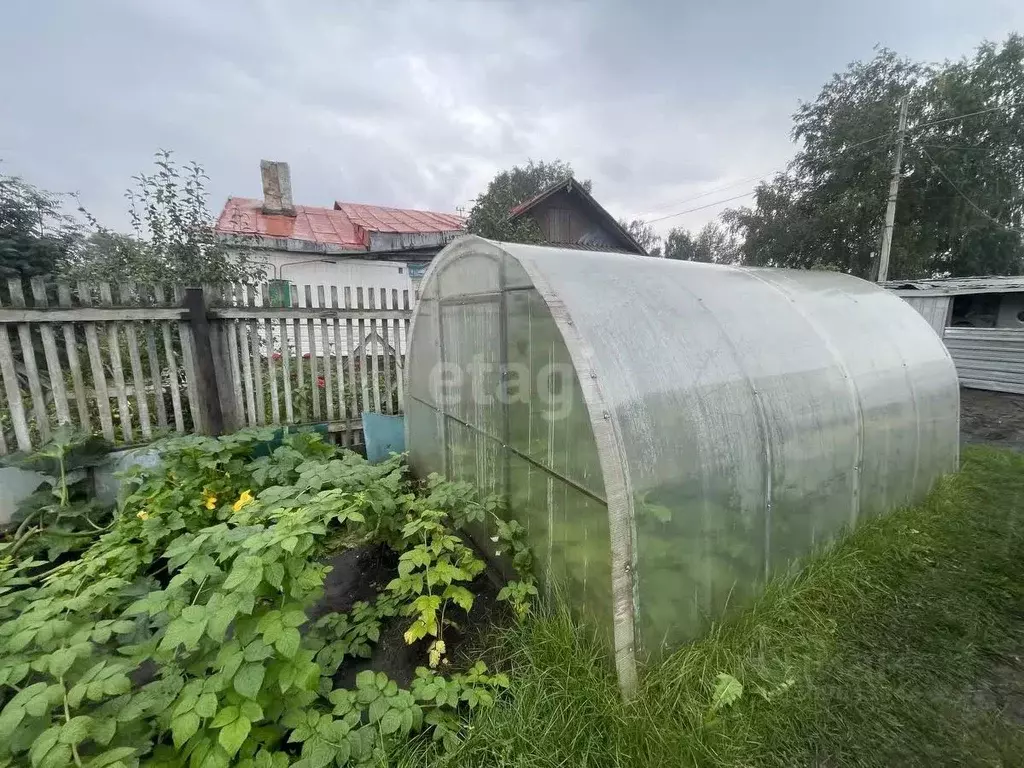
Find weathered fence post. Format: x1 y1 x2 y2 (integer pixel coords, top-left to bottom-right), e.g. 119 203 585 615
183 288 224 436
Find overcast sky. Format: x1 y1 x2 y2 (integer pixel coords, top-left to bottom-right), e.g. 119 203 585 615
1 1 1022 239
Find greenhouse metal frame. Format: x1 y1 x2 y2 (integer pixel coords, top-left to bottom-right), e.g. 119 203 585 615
405 235 960 693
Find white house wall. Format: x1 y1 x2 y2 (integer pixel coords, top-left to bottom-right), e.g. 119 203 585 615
246 248 414 356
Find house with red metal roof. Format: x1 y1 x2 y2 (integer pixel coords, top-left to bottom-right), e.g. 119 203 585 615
215 160 465 293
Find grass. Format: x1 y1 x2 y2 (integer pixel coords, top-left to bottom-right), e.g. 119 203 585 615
398 446 1024 767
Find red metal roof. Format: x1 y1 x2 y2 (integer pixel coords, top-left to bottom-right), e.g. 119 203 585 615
216 197 465 250
334 202 465 234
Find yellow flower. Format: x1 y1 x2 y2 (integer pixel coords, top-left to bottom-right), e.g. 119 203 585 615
232 490 254 513
137 510 150 521
428 640 446 668
204 494 217 510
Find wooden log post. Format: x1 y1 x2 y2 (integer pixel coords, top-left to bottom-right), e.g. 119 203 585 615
183 288 224 436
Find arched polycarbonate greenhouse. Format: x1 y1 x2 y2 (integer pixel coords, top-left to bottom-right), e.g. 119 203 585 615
404 235 960 692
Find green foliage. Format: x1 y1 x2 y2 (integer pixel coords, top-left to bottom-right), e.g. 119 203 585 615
0 171 82 281
403 447 1024 767
724 35 1024 279
618 218 661 256
67 150 265 286
709 672 743 712
466 160 591 243
0 427 113 561
0 427 532 766
664 221 741 264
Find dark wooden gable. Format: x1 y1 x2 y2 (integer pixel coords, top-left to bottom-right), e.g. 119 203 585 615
510 179 646 255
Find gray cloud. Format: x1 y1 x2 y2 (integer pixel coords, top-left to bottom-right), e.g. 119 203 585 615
2 0 1022 241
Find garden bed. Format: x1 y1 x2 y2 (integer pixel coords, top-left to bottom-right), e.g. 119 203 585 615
0 427 533 767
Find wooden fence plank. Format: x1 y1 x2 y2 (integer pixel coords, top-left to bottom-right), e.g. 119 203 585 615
317 285 335 421
207 307 407 321
0 386 7 454
331 287 346 425
183 288 225 436
0 307 187 323
357 287 369 416
145 318 168 431
30 278 71 427
248 285 266 426
378 288 395 413
262 285 280 425
99 283 133 442
278 293 293 424
8 279 50 443
235 285 257 427
0 307 31 451
291 285 305 421
367 288 383 414
79 282 115 441
392 288 404 413
154 286 184 433
225 311 246 425
344 287 358 418
207 284 237 432
57 283 91 430
173 286 200 433
304 285 321 421
121 284 152 440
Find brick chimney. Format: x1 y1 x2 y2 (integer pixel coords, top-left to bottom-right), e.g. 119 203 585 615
260 160 296 216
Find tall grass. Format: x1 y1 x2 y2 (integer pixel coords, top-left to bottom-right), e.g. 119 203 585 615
400 446 1024 767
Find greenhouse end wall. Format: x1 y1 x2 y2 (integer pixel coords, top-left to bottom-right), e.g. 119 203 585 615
405 235 960 693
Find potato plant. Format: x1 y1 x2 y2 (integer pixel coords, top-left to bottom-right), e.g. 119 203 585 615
0 428 532 767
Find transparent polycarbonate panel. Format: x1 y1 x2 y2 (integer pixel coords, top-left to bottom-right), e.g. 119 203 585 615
444 416 504 499
503 241 958 653
407 237 959 663
502 252 534 290
439 301 503 439
407 295 439 405
507 452 613 638
505 288 605 499
406 397 444 479
753 269 959 513
438 253 501 298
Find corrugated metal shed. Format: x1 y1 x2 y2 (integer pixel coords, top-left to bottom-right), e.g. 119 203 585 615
900 295 951 336
886 276 1024 394
943 328 1024 395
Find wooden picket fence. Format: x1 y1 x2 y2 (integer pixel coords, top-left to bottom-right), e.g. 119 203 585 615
0 278 414 455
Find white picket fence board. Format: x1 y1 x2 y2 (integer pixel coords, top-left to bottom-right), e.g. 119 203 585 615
0 280 414 453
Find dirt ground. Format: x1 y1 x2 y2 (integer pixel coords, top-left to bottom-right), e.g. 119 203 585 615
312 543 507 688
959 388 1024 451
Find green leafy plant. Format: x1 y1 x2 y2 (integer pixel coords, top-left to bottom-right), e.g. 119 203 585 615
0 427 533 767
0 427 112 561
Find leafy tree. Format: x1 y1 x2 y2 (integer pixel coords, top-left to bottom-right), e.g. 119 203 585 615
0 172 82 281
466 160 591 243
665 221 741 264
67 150 264 285
725 36 1024 279
619 218 662 256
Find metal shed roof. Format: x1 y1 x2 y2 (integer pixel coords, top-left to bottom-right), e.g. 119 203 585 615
882 275 1024 296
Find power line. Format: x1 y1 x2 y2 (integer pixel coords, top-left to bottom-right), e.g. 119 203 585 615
918 146 1023 234
643 132 895 225
645 191 756 224
908 104 1020 133
641 170 782 214
641 104 1020 228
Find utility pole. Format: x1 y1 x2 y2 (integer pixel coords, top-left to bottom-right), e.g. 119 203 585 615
877 94 909 283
